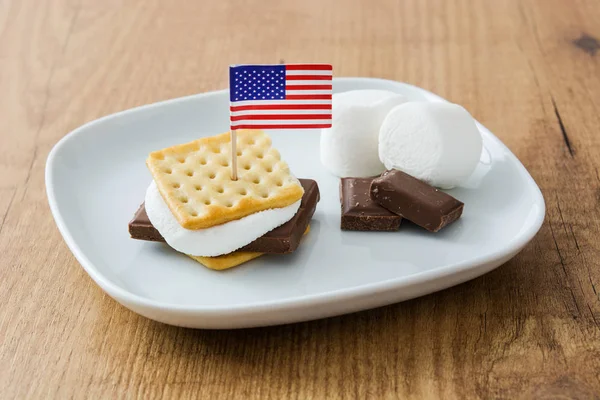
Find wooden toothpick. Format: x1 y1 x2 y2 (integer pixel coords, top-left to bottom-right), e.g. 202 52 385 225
230 129 238 180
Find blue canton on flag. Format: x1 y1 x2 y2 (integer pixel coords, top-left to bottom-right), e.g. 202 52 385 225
230 65 286 102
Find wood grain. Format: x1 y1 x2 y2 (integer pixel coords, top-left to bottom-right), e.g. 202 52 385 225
1 0 600 398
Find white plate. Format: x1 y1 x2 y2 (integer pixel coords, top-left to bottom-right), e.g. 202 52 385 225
46 78 545 329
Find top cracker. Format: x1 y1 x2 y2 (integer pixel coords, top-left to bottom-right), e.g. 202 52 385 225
146 130 304 229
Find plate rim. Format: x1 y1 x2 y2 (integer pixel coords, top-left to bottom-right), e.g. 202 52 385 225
45 77 546 315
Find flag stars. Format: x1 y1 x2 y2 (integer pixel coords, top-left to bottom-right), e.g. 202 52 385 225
231 66 287 101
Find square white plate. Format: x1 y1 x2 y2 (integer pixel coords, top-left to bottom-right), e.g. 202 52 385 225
46 78 545 329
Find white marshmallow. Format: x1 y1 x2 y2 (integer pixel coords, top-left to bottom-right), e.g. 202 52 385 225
144 181 301 257
320 90 408 177
379 102 482 189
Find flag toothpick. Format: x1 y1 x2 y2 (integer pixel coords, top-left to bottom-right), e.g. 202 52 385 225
228 63 332 181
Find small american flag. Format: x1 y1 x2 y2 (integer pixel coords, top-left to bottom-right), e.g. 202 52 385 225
229 64 332 130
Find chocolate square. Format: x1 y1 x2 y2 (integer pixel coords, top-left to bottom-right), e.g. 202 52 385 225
370 170 463 232
340 177 402 231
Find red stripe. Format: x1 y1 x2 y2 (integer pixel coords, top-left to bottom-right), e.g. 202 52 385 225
285 64 332 71
286 94 332 100
285 75 332 80
230 104 331 111
231 124 332 130
286 84 332 90
231 114 331 121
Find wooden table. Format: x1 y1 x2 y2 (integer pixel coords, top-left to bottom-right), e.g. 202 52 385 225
2 0 599 398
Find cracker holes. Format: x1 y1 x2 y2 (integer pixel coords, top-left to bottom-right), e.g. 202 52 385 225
252 178 260 184
179 196 189 204
172 183 181 189
204 199 211 205
209 172 216 179
238 188 247 196
276 180 283 187
194 184 202 191
177 157 185 164
216 187 224 194
225 202 233 208
243 164 251 170
164 168 172 174
190 211 198 217
237 150 242 156
220 160 229 167
257 153 264 159
186 170 194 177
200 158 207 165
265 166 272 173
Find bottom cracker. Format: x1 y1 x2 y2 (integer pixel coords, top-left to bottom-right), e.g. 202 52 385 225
187 226 310 271
187 251 264 271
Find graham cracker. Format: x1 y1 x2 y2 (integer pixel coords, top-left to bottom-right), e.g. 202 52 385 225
146 129 304 229
187 251 264 271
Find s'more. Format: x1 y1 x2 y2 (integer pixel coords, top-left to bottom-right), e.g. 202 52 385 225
129 129 319 270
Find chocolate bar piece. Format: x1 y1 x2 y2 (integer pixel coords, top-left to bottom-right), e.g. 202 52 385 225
340 177 402 231
129 205 164 242
129 179 320 254
370 170 463 232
